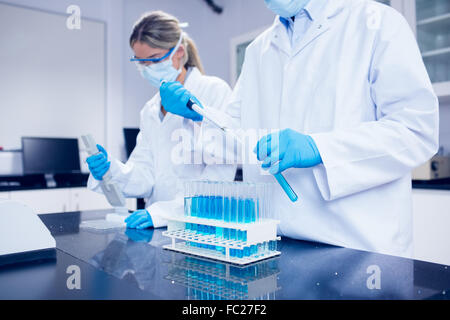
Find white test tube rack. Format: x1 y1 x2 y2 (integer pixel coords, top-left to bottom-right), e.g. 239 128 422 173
162 215 281 265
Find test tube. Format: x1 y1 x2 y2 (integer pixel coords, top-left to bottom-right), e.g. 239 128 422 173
246 183 256 223
199 181 208 219
223 182 231 223
215 183 224 240
255 183 264 223
207 181 214 220
237 183 245 224
184 180 191 217
191 181 199 218
274 173 298 202
215 182 223 221
230 182 238 224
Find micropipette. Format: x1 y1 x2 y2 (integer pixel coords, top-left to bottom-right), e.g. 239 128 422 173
186 98 298 203
82 134 128 214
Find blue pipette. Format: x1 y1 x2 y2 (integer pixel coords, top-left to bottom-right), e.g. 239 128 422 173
186 98 299 203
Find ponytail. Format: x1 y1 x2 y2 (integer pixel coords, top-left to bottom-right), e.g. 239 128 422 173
183 34 205 74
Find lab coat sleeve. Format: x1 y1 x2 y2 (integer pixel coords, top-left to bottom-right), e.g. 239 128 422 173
310 12 439 201
146 195 184 228
87 108 156 199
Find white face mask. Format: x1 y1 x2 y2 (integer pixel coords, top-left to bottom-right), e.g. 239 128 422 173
264 0 310 18
136 35 183 88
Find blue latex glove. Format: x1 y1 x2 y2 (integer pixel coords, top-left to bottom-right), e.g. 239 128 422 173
86 144 110 181
125 228 154 243
125 209 154 229
159 81 203 121
254 129 322 175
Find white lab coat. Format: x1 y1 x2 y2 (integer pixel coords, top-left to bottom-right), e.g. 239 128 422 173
204 0 439 258
88 67 235 227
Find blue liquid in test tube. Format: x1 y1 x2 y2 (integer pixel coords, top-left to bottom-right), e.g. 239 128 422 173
200 196 208 219
207 195 213 219
191 196 199 217
245 199 256 223
224 196 230 222
230 197 237 223
238 198 245 224
274 173 298 202
215 196 223 220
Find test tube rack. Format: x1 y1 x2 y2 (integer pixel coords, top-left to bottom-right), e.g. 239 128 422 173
162 181 281 265
164 254 280 300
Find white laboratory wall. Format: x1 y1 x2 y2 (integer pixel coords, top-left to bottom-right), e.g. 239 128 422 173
0 0 126 162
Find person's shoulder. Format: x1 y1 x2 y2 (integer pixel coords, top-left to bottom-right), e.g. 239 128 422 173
192 68 232 94
246 24 276 53
342 0 409 39
347 0 405 22
139 95 160 121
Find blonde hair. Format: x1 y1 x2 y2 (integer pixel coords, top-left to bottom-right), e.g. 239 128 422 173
129 11 205 74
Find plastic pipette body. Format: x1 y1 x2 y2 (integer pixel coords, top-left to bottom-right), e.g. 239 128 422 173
81 134 127 208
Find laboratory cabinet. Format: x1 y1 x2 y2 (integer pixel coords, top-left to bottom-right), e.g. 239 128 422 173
412 189 450 266
8 188 136 215
0 192 10 200
378 0 450 99
9 189 71 214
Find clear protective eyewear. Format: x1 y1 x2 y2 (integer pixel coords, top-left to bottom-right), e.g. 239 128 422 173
130 46 175 65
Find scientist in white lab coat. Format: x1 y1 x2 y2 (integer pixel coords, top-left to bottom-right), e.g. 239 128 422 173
87 11 234 229
159 0 439 258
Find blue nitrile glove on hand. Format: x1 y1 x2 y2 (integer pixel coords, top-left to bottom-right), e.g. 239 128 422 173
254 129 322 174
159 81 203 121
86 144 111 181
125 209 154 229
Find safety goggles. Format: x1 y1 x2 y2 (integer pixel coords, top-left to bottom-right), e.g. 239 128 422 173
130 46 175 65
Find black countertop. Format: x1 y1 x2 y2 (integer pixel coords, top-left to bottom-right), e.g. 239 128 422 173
1 174 450 192
412 178 450 191
0 209 449 300
0 173 89 192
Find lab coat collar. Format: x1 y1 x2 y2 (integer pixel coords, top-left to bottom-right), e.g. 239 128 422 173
271 0 347 57
278 0 324 26
148 67 202 123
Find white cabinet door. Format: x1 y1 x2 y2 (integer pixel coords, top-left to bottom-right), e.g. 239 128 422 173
69 187 137 211
10 189 71 214
69 187 111 211
0 192 10 200
412 189 450 265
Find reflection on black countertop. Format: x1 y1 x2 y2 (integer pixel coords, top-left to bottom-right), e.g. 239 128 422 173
32 210 450 300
